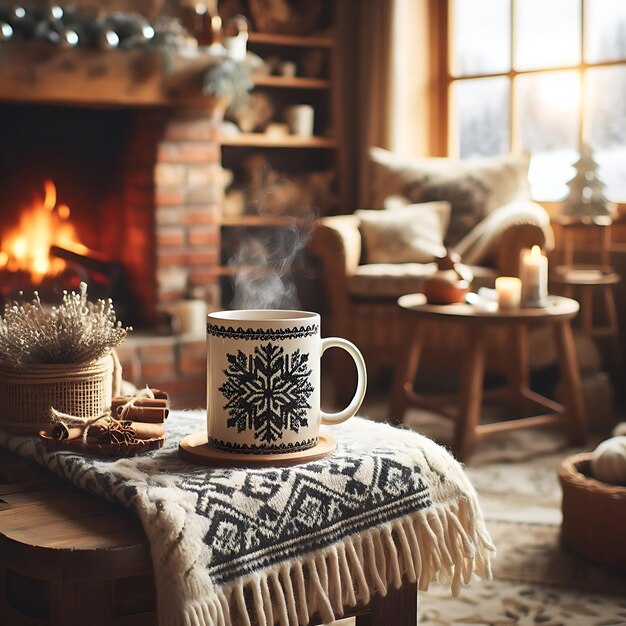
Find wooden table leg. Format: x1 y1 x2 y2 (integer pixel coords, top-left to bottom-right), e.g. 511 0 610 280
454 327 485 461
581 286 593 334
603 284 623 372
389 320 424 424
553 320 587 445
507 323 529 413
355 583 418 626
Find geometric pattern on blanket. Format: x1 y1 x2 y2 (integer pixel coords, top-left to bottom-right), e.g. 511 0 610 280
0 412 494 626
186 449 429 584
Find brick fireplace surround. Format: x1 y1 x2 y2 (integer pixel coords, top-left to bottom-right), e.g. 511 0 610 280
115 109 223 408
0 44 228 408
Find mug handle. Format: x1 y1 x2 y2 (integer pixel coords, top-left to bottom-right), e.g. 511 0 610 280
320 337 367 425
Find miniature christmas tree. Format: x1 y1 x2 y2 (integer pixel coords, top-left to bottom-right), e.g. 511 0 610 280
562 144 612 220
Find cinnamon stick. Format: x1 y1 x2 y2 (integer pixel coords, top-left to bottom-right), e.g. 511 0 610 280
111 398 169 411
48 420 165 445
114 405 169 423
93 421 165 443
51 424 84 441
124 421 165 440
151 389 171 404
135 399 170 408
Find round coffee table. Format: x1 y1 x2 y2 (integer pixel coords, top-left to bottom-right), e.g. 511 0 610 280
389 294 587 461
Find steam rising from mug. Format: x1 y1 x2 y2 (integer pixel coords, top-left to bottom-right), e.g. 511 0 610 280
229 212 317 310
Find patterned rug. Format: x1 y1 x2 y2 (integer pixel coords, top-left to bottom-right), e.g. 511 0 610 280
312 374 626 626
418 580 626 626
391 408 626 625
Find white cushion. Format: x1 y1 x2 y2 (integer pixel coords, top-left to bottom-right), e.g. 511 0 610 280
356 202 450 264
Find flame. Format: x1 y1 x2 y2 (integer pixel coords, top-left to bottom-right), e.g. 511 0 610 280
531 245 541 257
43 180 56 211
0 180 81 284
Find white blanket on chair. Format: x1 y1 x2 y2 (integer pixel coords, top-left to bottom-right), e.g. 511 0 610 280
454 200 552 266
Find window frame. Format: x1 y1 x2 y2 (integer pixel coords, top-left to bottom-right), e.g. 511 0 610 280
442 0 626 207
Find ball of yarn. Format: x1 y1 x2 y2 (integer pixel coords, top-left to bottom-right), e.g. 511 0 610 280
591 436 626 485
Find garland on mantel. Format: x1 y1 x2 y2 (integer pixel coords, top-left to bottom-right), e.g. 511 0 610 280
0 5 251 107
0 5 186 51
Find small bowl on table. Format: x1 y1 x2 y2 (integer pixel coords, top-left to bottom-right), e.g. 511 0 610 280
423 276 470 305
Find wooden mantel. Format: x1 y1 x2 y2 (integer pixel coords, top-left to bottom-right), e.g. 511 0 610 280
0 42 226 108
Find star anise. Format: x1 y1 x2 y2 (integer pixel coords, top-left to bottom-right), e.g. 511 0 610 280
95 419 136 445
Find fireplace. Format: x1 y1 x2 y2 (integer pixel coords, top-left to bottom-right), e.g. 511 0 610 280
0 96 224 406
0 102 223 320
0 105 135 312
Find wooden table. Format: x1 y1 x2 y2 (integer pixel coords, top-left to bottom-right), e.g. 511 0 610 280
0 448 418 626
389 294 588 461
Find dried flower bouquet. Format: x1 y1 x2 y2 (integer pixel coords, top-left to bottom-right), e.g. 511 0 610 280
0 283 128 370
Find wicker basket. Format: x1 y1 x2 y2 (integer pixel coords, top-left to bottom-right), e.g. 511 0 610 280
559 452 626 572
0 352 121 433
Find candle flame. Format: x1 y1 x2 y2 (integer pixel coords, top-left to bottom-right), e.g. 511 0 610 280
531 245 541 257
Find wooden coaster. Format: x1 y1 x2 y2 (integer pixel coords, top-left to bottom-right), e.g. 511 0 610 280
178 431 337 467
39 431 166 457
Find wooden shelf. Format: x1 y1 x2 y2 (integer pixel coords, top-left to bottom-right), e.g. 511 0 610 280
220 215 296 226
0 42 228 108
252 75 331 89
216 11 342 309
248 32 333 48
220 134 337 148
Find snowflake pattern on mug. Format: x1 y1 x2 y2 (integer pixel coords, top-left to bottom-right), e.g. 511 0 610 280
219 343 314 442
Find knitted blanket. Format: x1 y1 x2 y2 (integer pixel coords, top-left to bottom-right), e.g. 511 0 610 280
453 199 554 266
0 412 495 626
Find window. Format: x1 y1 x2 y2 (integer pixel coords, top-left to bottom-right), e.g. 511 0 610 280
448 0 626 202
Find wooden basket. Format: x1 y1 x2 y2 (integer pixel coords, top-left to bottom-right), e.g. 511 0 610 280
0 352 122 434
559 452 626 572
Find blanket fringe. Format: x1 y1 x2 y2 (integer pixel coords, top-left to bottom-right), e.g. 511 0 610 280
164 498 495 626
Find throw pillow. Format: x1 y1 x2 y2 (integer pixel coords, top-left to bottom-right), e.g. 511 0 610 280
356 202 450 264
369 148 531 247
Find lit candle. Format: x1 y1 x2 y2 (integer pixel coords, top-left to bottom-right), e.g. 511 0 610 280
520 245 548 306
495 276 522 310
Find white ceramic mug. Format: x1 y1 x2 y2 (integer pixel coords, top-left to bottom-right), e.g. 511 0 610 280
206 310 366 454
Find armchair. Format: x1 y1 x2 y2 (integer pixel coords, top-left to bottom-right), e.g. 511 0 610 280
310 151 555 402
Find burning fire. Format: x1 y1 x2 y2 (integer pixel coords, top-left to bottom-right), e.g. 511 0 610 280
0 180 80 284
